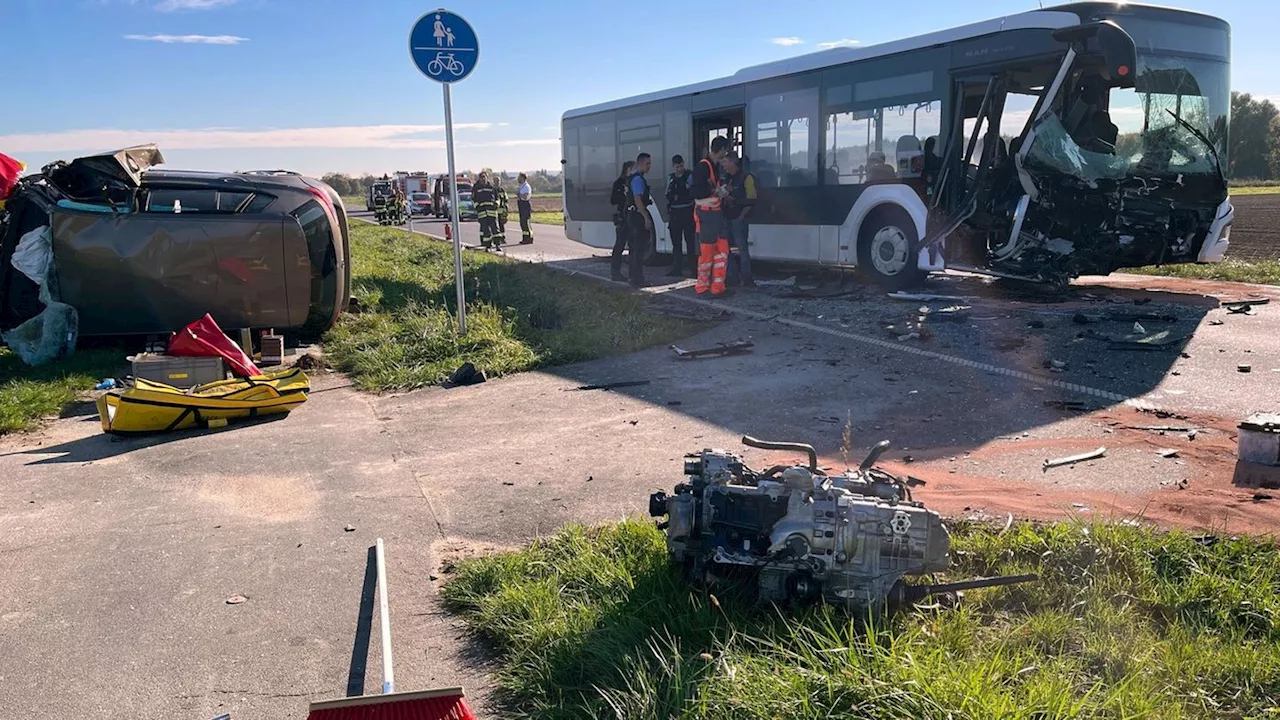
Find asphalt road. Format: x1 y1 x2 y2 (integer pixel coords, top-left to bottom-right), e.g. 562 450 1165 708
346 209 593 263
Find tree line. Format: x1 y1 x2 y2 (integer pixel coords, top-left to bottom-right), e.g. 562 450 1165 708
320 168 563 197
1228 92 1280 182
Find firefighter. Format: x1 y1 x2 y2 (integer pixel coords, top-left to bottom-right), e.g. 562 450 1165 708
473 173 501 250
516 172 534 244
624 152 653 288
495 175 509 246
721 151 757 287
609 160 636 282
665 154 695 277
692 136 730 296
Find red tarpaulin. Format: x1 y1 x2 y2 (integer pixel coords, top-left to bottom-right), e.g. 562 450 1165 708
168 313 262 378
0 153 23 201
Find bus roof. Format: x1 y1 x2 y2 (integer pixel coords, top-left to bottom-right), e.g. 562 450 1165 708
561 2 1219 120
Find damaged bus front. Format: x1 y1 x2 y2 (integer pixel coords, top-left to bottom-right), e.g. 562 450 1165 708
930 4 1232 287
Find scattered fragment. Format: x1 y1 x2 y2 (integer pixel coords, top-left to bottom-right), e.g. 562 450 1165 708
1050 359 1067 370
1255 493 1275 502
887 291 975 302
225 595 247 605
1121 518 1142 527
573 380 651 391
1132 321 1146 334
1209 319 1225 326
1177 478 1190 490
906 476 927 487
1226 304 1256 316
501 481 515 486
903 455 915 464
445 362 486 387
999 513 1014 535
1071 503 1090 512
1188 429 1198 441
1238 364 1252 374
670 341 754 359
1043 447 1107 470
586 475 593 482
344 524 355 532
1157 448 1179 459
897 332 921 342
1126 425 1196 433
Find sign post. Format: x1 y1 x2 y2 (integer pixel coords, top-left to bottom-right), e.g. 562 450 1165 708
410 9 479 335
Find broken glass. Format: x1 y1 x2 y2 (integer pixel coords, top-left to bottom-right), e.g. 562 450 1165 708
1025 113 1130 185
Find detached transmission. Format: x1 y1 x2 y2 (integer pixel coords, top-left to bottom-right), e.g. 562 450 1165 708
649 436 1036 613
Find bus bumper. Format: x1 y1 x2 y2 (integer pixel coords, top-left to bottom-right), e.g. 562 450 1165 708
1197 198 1233 264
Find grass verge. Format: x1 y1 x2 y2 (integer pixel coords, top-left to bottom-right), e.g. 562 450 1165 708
529 211 564 226
1230 185 1280 196
323 222 702 391
1130 258 1280 285
0 346 122 435
443 519 1280 719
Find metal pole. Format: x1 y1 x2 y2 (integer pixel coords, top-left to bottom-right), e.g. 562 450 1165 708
443 83 467 335
375 537 394 695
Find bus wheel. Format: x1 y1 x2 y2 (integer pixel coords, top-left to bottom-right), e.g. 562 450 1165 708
857 206 924 289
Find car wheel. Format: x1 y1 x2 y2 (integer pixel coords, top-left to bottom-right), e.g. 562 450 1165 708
857 205 925 289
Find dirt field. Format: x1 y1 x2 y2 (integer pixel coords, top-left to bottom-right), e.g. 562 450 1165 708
1229 193 1280 261
522 195 561 213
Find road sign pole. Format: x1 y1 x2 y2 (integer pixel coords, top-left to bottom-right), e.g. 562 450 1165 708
443 83 466 335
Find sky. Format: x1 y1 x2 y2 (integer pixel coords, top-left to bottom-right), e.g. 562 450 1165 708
2 0 1278 177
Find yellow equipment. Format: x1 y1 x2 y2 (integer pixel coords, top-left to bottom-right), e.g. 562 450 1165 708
96 367 310 435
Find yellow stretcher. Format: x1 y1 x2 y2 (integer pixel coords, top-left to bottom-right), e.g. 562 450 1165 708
96 367 310 435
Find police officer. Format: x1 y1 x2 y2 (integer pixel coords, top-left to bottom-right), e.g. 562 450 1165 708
609 160 636 282
624 152 653 288
665 154 695 277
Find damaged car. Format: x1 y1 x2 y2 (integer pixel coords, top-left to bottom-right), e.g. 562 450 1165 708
0 146 350 362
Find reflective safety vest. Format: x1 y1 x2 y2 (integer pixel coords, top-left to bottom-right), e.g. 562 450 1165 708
694 157 721 211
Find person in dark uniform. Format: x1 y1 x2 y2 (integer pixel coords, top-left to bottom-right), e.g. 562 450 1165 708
609 160 636 282
473 173 501 250
665 154 695 277
495 175 510 242
624 152 653 288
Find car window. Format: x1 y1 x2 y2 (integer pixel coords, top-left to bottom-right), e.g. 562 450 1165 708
218 191 253 212
292 200 336 277
243 193 274 213
146 188 218 212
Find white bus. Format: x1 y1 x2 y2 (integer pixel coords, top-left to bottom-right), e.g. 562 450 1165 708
561 2 1232 289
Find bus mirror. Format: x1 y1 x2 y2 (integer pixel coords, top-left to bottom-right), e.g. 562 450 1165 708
1053 21 1137 89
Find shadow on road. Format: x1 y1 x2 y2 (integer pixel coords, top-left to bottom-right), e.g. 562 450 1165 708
7 414 291 465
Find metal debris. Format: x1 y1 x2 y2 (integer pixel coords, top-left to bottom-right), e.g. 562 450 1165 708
1238 364 1253 374
573 380 651 391
1043 447 1107 470
1157 448 1180 459
225 595 248 605
671 341 754 359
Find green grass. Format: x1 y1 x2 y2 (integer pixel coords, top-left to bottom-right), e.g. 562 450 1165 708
0 346 122 434
323 222 702 391
340 195 366 207
443 519 1280 719
1229 186 1280 196
529 211 565 226
1130 258 1280 285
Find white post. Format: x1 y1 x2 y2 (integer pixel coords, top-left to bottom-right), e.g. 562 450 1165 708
375 537 394 695
443 83 467 335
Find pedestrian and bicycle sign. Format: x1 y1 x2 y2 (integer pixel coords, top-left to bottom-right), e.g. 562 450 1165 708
409 9 478 334
409 9 478 83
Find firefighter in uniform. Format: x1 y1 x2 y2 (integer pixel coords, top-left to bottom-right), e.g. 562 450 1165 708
692 136 731 295
474 173 501 250
624 152 653 288
517 172 534 244
665 154 695 277
609 160 636 282
495 175 510 246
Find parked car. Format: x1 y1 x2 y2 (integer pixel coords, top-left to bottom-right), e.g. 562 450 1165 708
446 191 477 221
408 191 433 216
0 145 351 341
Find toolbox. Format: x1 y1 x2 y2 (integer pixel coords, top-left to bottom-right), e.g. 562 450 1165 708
129 353 227 389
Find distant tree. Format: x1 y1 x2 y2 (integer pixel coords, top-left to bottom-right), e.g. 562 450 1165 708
1228 92 1279 181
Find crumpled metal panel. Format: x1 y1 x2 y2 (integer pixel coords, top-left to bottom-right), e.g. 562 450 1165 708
51 209 310 336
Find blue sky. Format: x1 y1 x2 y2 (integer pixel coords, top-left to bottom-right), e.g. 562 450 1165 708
3 0 1277 176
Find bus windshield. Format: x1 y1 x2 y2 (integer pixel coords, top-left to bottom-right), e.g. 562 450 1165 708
1107 53 1229 174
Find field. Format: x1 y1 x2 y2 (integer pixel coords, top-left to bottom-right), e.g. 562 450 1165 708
444 519 1280 719
322 222 700 391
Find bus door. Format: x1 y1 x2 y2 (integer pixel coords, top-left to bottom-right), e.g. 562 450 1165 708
693 110 744 161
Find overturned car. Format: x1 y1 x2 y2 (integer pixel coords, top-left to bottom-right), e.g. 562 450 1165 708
0 146 350 361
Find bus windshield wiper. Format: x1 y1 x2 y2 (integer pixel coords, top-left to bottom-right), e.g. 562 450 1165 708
1165 108 1225 182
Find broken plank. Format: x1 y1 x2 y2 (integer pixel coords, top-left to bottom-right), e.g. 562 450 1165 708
1043 447 1107 470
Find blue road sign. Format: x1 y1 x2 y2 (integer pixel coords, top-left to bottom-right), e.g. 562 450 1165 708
409 9 479 83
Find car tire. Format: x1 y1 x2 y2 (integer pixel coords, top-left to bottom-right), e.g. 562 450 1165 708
857 205 925 289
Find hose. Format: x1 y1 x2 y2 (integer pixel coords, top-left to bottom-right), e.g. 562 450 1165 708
741 436 817 471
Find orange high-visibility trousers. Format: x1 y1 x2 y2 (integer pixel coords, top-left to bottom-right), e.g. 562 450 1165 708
695 206 725 295
710 237 729 295
696 242 714 294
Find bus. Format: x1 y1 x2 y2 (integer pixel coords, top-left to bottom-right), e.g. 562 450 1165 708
560 2 1232 289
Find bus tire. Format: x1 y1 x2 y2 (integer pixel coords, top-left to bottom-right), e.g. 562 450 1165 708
857 205 924 289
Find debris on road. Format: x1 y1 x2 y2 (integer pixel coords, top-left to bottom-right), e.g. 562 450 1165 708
670 341 754 359
1178 478 1190 490
572 380 651 391
887 291 975 302
1086 328 1186 351
1224 298 1269 314
344 524 355 532
1238 364 1253 374
755 276 797 287
1157 448 1180 459
445 362 486 387
1043 447 1107 470
1255 493 1275 502
1209 319 1225 326
1238 413 1280 466
225 595 247 605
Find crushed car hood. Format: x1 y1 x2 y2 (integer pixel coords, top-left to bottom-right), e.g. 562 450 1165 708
69 145 166 188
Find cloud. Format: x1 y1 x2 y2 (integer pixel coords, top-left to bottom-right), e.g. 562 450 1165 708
817 38 860 49
154 0 237 10
770 37 804 47
124 33 248 44
0 124 559 153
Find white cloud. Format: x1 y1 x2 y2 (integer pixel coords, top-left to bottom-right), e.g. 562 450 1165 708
124 33 248 44
0 124 558 154
770 37 804 47
154 0 237 10
817 38 860 49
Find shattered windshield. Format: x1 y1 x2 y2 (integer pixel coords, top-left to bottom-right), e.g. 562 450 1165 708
1025 114 1130 185
1107 54 1229 174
